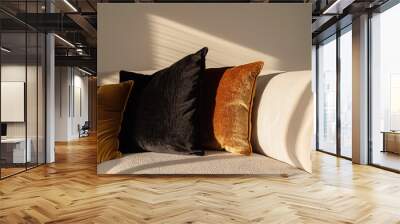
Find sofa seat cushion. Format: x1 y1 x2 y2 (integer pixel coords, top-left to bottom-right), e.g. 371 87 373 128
97 151 303 175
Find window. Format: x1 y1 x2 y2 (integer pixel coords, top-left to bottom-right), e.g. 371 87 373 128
316 25 353 158
339 27 352 158
390 74 400 130
317 35 337 154
370 2 400 171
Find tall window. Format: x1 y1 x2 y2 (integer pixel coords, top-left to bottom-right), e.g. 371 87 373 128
339 27 352 158
317 25 353 158
317 35 337 154
390 74 400 130
370 2 400 171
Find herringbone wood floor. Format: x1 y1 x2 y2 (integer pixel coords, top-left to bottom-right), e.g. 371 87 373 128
1 135 400 224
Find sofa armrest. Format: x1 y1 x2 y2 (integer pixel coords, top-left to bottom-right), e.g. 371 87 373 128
251 71 314 173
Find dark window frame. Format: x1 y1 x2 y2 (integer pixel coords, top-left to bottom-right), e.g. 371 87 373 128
315 23 353 161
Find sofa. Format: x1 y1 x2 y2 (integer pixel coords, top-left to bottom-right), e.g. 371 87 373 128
97 70 313 175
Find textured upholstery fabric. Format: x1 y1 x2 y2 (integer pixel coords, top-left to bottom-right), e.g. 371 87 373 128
97 151 303 175
251 71 313 173
134 47 208 155
118 71 152 154
97 81 133 163
200 61 264 155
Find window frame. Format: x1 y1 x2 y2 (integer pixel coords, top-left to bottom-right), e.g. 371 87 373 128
315 24 353 160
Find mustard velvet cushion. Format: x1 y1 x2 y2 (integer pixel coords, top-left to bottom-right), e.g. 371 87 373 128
97 81 133 163
200 61 264 155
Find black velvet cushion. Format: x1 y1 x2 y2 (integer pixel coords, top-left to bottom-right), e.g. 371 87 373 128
134 48 208 155
118 71 152 154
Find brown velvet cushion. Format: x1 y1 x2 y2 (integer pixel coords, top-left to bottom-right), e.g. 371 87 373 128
200 61 264 155
97 81 133 163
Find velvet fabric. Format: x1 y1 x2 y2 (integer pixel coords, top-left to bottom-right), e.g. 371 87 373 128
97 81 133 163
133 47 208 155
118 71 152 153
200 61 264 155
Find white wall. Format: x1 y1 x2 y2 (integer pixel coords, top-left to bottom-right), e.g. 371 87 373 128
72 73 89 138
1 65 38 137
1 63 46 164
97 3 311 85
75 74 89 123
54 67 89 141
55 67 70 141
1 65 29 142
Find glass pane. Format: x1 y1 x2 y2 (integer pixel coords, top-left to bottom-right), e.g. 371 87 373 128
340 27 352 158
318 36 337 154
0 1 46 179
371 3 400 171
27 31 38 169
38 33 46 165
1 31 27 177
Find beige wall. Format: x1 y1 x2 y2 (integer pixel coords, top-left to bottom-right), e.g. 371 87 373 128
98 3 311 85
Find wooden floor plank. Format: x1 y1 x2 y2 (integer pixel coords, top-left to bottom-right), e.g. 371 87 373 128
1 135 400 223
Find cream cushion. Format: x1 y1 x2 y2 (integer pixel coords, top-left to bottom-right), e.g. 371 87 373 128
252 70 313 173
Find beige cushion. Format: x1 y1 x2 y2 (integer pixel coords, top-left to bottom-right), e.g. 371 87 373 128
97 151 302 175
252 71 313 173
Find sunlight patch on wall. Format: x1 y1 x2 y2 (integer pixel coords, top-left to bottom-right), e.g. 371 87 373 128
147 14 279 69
